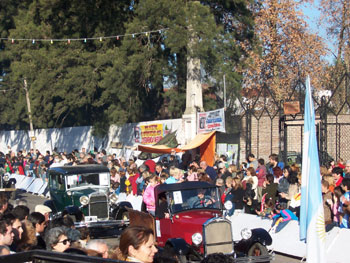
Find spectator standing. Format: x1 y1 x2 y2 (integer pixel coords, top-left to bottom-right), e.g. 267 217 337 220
256 159 267 202
321 180 336 231
200 161 217 182
268 154 284 174
28 212 47 249
247 154 258 170
143 174 159 216
339 178 350 228
262 174 278 204
231 177 245 214
332 167 344 187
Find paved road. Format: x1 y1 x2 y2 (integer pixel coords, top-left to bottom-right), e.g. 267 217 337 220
10 191 302 263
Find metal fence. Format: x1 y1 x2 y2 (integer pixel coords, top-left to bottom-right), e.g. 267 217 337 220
239 73 350 165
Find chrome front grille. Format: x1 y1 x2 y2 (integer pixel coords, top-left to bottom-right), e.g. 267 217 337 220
89 194 108 219
203 218 234 256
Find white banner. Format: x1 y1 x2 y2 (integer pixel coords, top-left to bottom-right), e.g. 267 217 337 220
197 108 226 133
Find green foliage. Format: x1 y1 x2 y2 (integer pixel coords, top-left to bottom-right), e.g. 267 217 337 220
0 0 255 134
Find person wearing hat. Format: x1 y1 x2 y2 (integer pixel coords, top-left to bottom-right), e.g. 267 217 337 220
35 205 52 223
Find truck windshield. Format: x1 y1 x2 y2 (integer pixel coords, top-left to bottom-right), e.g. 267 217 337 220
66 173 110 189
168 187 221 213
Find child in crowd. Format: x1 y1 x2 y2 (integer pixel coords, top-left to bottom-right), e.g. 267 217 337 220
159 172 168 184
339 178 350 228
332 186 342 224
256 195 274 218
143 174 159 216
269 203 298 233
187 165 198 181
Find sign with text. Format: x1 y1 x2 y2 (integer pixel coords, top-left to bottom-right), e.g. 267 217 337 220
197 108 226 133
140 124 163 144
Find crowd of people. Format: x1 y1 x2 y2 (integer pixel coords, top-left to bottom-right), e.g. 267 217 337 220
0 146 350 262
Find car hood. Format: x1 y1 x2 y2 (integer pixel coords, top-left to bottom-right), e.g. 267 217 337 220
69 187 108 196
171 210 222 245
173 210 221 224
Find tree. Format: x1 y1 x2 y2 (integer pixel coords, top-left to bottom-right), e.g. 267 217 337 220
101 0 256 122
242 0 329 102
319 0 350 71
0 0 256 133
0 0 132 130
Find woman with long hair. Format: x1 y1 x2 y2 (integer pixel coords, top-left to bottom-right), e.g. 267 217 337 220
115 226 158 263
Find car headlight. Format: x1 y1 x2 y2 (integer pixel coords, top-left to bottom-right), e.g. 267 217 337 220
191 232 203 246
3 174 9 182
241 228 252 240
224 201 233 210
109 193 118 204
79 196 89 206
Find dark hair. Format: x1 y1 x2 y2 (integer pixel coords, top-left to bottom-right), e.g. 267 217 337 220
220 155 227 162
258 158 265 165
283 165 293 175
118 226 153 260
269 154 278 162
341 178 350 190
78 227 90 240
12 205 30 221
1 213 15 226
247 153 255 159
287 171 298 184
28 212 45 228
332 167 343 176
266 174 274 184
0 220 8 235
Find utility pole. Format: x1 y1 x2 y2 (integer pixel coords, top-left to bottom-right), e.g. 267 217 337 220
23 79 36 150
223 74 226 109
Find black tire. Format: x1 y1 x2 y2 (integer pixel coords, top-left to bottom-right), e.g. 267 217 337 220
247 242 268 256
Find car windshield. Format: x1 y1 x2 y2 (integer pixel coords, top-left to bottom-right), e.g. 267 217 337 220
66 173 110 189
167 187 221 213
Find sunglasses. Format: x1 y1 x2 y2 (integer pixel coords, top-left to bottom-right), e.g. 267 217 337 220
57 239 71 245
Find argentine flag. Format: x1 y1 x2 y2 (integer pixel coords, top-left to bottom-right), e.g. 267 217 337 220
300 76 326 262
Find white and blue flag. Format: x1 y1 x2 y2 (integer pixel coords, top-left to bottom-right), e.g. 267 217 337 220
300 76 326 262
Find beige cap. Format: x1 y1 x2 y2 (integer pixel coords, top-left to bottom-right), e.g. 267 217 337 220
35 204 52 215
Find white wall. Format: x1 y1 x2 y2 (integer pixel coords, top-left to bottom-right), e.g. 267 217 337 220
0 119 183 154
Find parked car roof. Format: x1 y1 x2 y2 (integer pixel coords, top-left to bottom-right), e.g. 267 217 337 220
48 164 110 175
155 181 215 196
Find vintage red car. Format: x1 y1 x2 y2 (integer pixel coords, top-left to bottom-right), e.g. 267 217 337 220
129 181 272 262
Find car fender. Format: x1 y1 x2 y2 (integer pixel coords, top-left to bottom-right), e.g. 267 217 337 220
250 228 272 246
234 228 272 255
112 201 133 220
63 205 84 222
165 238 191 256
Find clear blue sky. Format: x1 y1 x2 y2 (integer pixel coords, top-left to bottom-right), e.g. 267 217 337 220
301 1 334 63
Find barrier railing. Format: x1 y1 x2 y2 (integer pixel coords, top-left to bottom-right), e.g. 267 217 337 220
10 173 49 197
